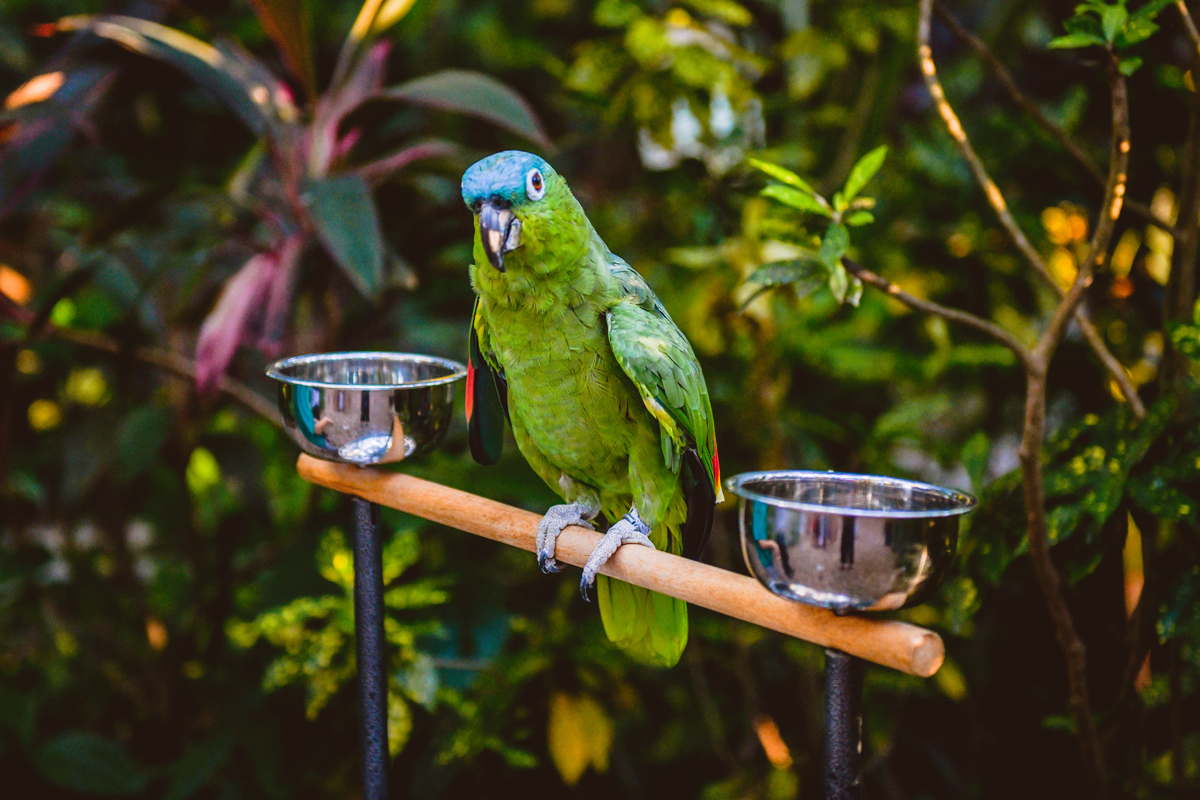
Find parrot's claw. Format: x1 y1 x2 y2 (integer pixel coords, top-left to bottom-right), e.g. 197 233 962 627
579 508 655 602
535 502 596 574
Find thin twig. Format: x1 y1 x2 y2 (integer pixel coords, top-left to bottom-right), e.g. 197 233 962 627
51 327 280 425
918 1 1145 419
841 257 1033 368
933 2 1177 236
1177 0 1200 65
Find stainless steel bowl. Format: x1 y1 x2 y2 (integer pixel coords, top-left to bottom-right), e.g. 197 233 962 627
725 471 975 612
266 352 466 465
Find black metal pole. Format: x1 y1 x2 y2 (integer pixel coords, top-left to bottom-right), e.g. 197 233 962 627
352 497 389 800
824 648 864 800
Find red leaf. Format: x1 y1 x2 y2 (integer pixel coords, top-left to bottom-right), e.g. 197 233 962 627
195 252 276 393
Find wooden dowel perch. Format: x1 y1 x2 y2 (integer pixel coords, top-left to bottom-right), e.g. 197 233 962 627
297 454 945 678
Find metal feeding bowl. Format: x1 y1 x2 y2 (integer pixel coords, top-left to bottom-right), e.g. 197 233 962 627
266 352 466 466
725 471 976 612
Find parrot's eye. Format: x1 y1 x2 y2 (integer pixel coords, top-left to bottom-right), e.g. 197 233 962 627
525 169 545 201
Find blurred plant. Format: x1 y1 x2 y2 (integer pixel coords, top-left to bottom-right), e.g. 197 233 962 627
564 0 767 173
34 0 548 390
227 523 448 756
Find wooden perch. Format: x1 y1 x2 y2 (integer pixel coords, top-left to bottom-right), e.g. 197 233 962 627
296 454 945 678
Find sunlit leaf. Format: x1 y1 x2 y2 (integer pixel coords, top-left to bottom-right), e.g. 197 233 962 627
842 145 887 203
1116 17 1158 47
845 210 874 226
679 0 753 26
388 687 413 756
547 693 613 786
304 174 384 299
372 0 420 35
1118 56 1143 76
1100 4 1128 43
761 184 830 216
828 262 849 303
1048 31 1105 49
380 70 551 148
745 157 815 193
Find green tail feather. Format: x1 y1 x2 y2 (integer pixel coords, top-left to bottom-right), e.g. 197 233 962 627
596 575 687 667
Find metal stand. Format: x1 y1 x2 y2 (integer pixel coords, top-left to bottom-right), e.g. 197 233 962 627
352 498 389 800
824 648 864 800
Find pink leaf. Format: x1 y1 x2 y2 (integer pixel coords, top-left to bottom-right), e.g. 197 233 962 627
257 235 306 356
308 41 390 176
195 252 276 393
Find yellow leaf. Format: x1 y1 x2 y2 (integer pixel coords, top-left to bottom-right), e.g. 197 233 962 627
547 693 613 785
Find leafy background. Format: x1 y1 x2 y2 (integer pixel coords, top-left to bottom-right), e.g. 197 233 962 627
1 0 1197 797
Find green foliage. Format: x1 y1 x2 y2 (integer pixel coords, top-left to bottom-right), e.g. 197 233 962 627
2 0 1199 796
1048 0 1174 73
227 525 447 754
36 731 151 794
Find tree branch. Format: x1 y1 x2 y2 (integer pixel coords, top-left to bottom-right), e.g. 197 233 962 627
50 327 281 426
933 2 1177 237
1020 55 1130 800
841 257 1033 369
1177 0 1200 65
917 0 1145 418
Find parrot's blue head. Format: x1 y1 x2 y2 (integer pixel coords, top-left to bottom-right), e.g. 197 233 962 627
462 150 565 273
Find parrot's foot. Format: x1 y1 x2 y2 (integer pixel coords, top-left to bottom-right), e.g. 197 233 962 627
580 508 655 601
536 502 597 574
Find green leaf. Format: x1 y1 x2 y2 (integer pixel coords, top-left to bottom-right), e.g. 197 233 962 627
304 175 384 299
1116 17 1158 47
381 70 551 148
247 0 315 96
1118 56 1143 75
828 262 849 303
56 15 291 139
760 184 831 216
842 145 887 203
818 223 849 270
163 737 233 800
845 210 875 226
37 732 150 794
679 0 754 26
1130 0 1174 21
1049 31 1106 49
1101 4 1128 42
846 276 863 307
117 406 172 481
744 157 816 194
743 258 827 307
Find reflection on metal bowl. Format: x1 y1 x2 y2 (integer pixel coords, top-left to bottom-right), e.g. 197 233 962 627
266 352 466 466
725 471 975 612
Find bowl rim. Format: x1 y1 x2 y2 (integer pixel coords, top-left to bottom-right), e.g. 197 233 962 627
724 469 976 519
265 351 467 389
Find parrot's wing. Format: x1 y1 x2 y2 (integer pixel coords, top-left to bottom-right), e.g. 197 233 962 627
467 298 509 465
606 266 721 561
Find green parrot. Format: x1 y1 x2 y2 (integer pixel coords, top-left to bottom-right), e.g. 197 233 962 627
461 150 722 668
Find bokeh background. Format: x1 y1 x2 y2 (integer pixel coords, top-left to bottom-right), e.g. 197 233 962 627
1 0 1197 797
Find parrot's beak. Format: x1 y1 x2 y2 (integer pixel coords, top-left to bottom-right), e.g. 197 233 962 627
477 199 522 273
